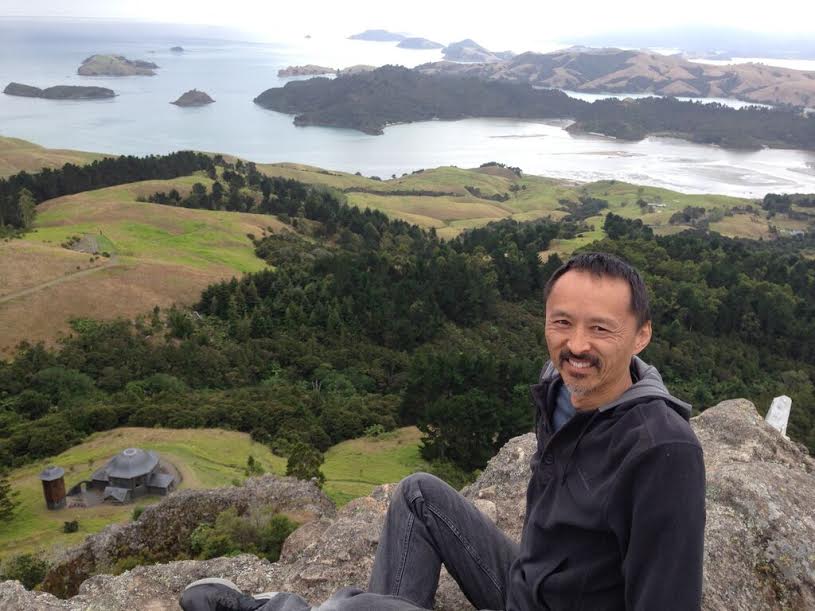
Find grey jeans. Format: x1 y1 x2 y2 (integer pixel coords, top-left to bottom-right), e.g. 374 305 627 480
262 472 519 611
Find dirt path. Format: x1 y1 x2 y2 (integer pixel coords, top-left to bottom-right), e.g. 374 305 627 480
0 256 118 305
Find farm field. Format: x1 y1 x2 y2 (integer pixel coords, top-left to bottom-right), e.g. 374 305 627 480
322 426 428 505
0 425 426 560
0 176 284 354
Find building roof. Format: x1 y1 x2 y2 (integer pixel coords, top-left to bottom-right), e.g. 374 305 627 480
39 465 65 481
103 486 131 503
147 472 175 489
104 448 159 479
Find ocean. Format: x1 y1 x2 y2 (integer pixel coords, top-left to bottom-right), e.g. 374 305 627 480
1 18 815 198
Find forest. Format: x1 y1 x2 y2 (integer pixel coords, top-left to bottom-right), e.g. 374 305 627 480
0 156 814 483
253 66 815 150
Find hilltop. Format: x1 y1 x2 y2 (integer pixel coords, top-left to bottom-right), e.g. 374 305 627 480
418 47 815 107
2 400 814 609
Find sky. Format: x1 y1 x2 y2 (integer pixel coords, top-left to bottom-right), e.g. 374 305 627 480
2 0 814 51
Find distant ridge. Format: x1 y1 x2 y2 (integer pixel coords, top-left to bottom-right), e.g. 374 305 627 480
348 29 406 42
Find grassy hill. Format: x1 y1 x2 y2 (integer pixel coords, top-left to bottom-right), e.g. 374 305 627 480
0 425 425 561
0 136 107 179
0 175 285 355
1 138 811 353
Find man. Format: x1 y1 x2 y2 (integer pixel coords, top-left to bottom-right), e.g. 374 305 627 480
181 252 706 611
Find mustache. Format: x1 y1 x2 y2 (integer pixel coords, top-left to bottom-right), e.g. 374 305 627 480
560 350 600 367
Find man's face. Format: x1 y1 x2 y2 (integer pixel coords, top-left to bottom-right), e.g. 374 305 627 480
545 270 651 410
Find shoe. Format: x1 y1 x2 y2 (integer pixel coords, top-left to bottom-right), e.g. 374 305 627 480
179 577 279 611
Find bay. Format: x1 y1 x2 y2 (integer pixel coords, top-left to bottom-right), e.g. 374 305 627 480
1 19 814 198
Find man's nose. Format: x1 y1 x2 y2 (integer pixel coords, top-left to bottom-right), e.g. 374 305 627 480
567 327 591 355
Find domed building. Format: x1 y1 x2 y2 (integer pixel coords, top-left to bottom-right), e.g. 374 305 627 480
89 447 176 503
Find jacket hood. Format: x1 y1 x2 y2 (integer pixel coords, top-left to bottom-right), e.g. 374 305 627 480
539 356 692 420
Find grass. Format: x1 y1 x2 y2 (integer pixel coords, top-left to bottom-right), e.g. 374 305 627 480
321 427 428 506
0 427 286 561
0 135 107 179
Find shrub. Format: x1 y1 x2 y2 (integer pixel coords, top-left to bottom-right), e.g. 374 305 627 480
62 519 79 533
427 459 478 491
0 553 48 589
132 506 145 521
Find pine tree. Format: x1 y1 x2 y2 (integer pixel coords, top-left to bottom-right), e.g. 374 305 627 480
0 470 19 523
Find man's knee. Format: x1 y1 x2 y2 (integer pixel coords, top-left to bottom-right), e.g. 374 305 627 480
397 472 453 507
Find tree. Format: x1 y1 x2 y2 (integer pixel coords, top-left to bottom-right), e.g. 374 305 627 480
286 442 326 487
0 470 19 522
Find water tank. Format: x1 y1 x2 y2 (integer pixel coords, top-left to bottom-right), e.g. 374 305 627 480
39 465 66 510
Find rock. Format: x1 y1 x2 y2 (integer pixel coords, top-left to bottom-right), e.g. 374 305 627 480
171 89 215 107
278 65 336 78
4 82 115 100
78 55 158 76
348 30 405 42
40 474 334 598
4 399 814 610
170 46 184 53
397 38 444 50
3 82 42 97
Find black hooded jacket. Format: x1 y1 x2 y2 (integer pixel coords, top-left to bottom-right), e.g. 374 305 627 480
505 357 705 611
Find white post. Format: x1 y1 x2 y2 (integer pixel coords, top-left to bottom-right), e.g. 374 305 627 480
765 395 792 437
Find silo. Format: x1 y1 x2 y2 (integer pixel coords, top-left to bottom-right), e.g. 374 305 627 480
39 465 66 510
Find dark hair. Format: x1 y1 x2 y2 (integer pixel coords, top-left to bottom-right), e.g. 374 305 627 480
543 252 651 326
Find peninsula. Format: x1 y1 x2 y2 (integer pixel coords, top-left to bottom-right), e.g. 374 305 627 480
419 47 815 107
78 54 159 76
170 89 214 106
4 82 115 100
253 65 815 150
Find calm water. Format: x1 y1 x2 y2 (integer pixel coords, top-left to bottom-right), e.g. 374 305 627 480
1 19 814 198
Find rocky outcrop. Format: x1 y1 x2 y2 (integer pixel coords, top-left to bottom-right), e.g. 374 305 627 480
170 46 184 53
278 65 336 77
171 89 215 106
348 30 405 42
4 82 115 99
397 38 444 50
78 55 159 76
2 399 814 610
418 47 815 107
39 474 334 599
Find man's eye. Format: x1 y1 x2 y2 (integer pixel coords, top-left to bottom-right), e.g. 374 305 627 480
592 326 608 333
552 320 569 326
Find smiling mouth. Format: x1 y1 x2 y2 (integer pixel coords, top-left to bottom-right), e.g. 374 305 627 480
567 358 594 369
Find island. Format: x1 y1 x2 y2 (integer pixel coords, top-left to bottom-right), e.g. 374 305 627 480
348 29 405 42
418 47 815 107
78 55 159 76
171 89 214 106
170 46 184 53
278 65 335 77
4 82 115 100
442 39 514 63
397 37 444 50
252 64 815 150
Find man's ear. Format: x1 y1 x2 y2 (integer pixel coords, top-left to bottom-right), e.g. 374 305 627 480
633 321 652 354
